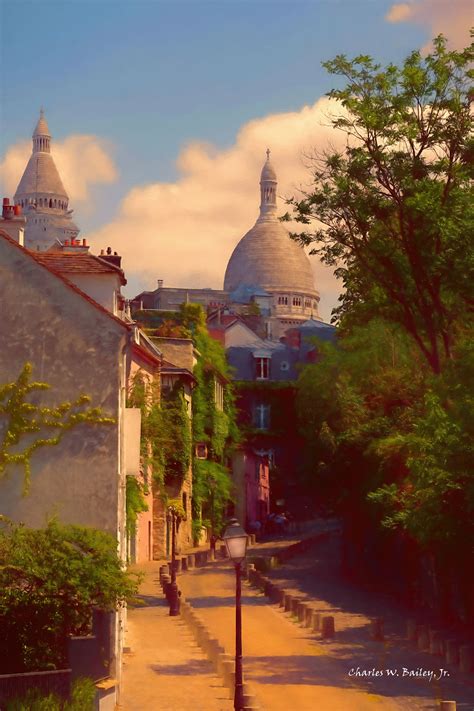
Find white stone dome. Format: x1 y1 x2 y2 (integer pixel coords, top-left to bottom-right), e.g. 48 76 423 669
224 151 317 297
224 218 317 295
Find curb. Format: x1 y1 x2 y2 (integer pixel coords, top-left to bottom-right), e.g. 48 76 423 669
179 596 262 711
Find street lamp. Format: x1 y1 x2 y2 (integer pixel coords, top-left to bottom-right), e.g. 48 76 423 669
223 518 248 711
167 507 180 616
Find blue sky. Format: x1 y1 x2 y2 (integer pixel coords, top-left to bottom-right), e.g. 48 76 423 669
1 0 423 188
0 0 468 317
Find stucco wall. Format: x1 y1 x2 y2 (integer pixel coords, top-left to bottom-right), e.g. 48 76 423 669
0 237 126 537
66 272 119 313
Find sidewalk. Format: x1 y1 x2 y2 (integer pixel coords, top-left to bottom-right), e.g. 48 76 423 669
119 563 232 711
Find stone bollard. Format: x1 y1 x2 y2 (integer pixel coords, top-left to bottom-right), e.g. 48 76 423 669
181 556 188 572
417 625 430 651
221 660 235 695
291 597 301 617
311 611 321 632
187 553 195 569
459 644 473 673
406 619 417 641
206 638 224 665
304 606 314 628
297 601 307 624
284 593 294 613
277 588 286 607
264 579 274 598
429 630 443 656
269 584 281 605
217 652 233 679
159 565 168 583
370 617 384 641
321 615 335 639
445 639 459 665
439 702 456 711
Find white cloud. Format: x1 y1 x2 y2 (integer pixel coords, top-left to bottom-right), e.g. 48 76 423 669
386 1 472 50
0 135 117 205
87 97 345 322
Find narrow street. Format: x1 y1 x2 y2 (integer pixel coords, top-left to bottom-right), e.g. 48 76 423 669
120 531 474 710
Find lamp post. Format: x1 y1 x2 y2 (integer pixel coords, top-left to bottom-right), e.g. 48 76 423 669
223 518 248 711
167 507 180 616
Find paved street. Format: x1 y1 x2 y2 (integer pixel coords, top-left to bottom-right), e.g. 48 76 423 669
120 534 474 710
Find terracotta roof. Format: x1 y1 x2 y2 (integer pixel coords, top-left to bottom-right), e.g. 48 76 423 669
31 251 127 285
0 229 130 333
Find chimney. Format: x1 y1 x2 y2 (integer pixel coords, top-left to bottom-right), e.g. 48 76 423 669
1 197 26 246
157 279 164 289
100 246 122 268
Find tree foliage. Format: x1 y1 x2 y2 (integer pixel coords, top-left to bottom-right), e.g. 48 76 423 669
0 518 140 673
286 35 474 374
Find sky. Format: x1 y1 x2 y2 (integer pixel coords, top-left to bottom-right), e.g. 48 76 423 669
0 0 471 321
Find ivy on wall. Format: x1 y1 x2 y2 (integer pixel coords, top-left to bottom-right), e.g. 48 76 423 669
0 363 114 496
125 476 148 537
126 371 192 537
129 303 242 544
178 304 239 542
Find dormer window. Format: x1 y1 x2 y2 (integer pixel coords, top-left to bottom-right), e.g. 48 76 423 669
255 357 270 380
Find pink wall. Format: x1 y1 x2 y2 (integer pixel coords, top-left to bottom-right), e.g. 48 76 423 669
244 452 270 528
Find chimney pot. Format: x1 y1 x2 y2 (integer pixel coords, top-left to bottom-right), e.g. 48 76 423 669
14 204 22 216
107 247 112 255
100 249 104 255
82 238 87 246
3 198 10 206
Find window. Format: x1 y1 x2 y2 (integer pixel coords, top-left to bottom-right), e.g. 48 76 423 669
255 460 260 482
292 296 302 307
280 361 289 371
214 378 224 411
256 357 270 380
255 403 270 430
278 295 288 305
305 299 311 308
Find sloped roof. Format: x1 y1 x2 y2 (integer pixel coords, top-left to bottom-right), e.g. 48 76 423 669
32 251 127 285
0 229 130 332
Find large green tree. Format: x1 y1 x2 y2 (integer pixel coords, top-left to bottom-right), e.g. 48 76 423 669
286 35 473 374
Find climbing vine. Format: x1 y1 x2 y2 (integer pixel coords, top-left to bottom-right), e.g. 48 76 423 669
128 373 191 491
178 304 239 542
0 363 114 495
125 476 148 537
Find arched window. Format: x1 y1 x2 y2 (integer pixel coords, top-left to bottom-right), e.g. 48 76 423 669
49 199 53 208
